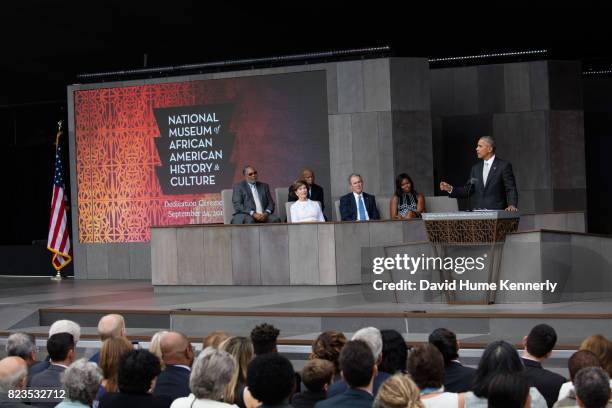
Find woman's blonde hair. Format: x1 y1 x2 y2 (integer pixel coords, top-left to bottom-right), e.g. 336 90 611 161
580 334 612 376
220 336 254 403
99 337 133 392
374 374 424 408
149 330 168 369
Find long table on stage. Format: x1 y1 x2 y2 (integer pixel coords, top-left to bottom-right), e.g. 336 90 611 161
151 219 427 287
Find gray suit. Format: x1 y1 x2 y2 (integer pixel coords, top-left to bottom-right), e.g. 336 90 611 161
231 180 280 224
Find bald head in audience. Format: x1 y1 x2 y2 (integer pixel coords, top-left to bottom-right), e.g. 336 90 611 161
0 356 28 391
160 331 194 366
97 314 126 340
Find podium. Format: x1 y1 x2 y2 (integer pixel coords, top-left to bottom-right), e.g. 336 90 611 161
421 211 520 304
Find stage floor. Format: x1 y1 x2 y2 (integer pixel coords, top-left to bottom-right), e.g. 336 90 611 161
1 277 611 349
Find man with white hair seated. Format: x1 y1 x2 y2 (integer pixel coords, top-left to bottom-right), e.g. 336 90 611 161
0 356 29 407
90 314 127 364
6 333 38 369
29 319 81 380
325 327 391 398
55 359 103 408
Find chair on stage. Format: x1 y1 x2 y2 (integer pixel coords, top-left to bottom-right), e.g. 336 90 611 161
424 196 458 213
221 189 234 224
275 187 289 222
285 201 294 223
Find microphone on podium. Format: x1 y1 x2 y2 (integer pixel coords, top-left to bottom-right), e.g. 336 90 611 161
466 177 478 211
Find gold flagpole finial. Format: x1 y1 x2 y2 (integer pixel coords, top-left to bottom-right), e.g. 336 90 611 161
55 120 64 147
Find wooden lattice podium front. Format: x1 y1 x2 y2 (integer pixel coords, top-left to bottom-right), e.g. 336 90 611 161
421 211 520 304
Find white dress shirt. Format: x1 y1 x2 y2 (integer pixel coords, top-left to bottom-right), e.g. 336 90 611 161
483 155 495 185
353 192 369 220
248 182 263 214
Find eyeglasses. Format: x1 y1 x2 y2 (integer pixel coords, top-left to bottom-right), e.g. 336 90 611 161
247 171 258 176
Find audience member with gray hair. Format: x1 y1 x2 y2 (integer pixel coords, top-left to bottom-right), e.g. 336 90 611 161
5 333 38 367
0 356 29 407
170 347 237 408
326 327 391 398
573 367 612 408
55 359 102 408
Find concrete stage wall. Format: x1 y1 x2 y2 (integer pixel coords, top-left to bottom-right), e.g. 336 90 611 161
151 212 585 289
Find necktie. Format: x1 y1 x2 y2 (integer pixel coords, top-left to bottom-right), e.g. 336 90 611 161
483 162 490 185
357 195 367 221
250 184 263 213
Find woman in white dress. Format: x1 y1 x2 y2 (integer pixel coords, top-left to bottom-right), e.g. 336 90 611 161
290 180 325 223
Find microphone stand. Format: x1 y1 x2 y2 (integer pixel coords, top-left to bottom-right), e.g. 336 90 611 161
466 179 474 212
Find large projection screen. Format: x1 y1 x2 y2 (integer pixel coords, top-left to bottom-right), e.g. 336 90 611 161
73 71 330 243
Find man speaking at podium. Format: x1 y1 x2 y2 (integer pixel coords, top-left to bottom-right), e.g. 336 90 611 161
439 136 518 211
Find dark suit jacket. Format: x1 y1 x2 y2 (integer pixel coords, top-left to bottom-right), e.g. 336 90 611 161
291 390 326 408
29 364 65 407
28 360 50 385
326 371 390 398
315 388 373 408
288 183 325 212
152 365 191 402
99 392 172 408
339 192 380 221
522 358 566 408
450 157 518 210
444 361 476 393
232 181 275 215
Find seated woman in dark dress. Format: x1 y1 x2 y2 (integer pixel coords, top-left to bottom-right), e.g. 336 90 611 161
390 173 425 219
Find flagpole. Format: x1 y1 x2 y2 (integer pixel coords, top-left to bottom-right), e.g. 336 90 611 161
51 120 64 282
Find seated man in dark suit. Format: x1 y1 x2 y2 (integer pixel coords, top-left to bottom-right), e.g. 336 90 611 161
247 353 295 408
521 324 566 408
428 327 476 393
339 174 380 221
231 165 280 224
30 333 76 407
440 136 518 211
153 331 194 402
315 340 377 408
288 168 326 212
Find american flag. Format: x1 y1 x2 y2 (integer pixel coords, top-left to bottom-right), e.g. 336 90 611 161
47 126 72 271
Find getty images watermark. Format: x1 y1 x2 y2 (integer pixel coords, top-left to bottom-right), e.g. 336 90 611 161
371 253 558 293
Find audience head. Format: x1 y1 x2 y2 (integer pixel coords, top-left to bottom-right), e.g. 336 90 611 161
61 359 103 406
524 324 557 359
118 349 161 394
148 330 168 367
380 329 408 374
374 374 424 408
486 372 530 408
310 330 347 375
243 165 258 183
429 327 459 365
97 314 126 340
395 173 417 197
203 331 230 349
247 353 295 405
301 358 334 393
100 336 134 392
406 343 445 390
472 340 524 398
352 327 383 363
6 333 37 365
348 173 364 194
220 336 254 403
0 356 28 392
339 340 377 389
49 319 81 344
574 367 611 408
302 169 315 185
580 334 612 376
160 331 194 366
47 332 76 365
250 323 280 355
190 347 236 401
569 350 602 381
